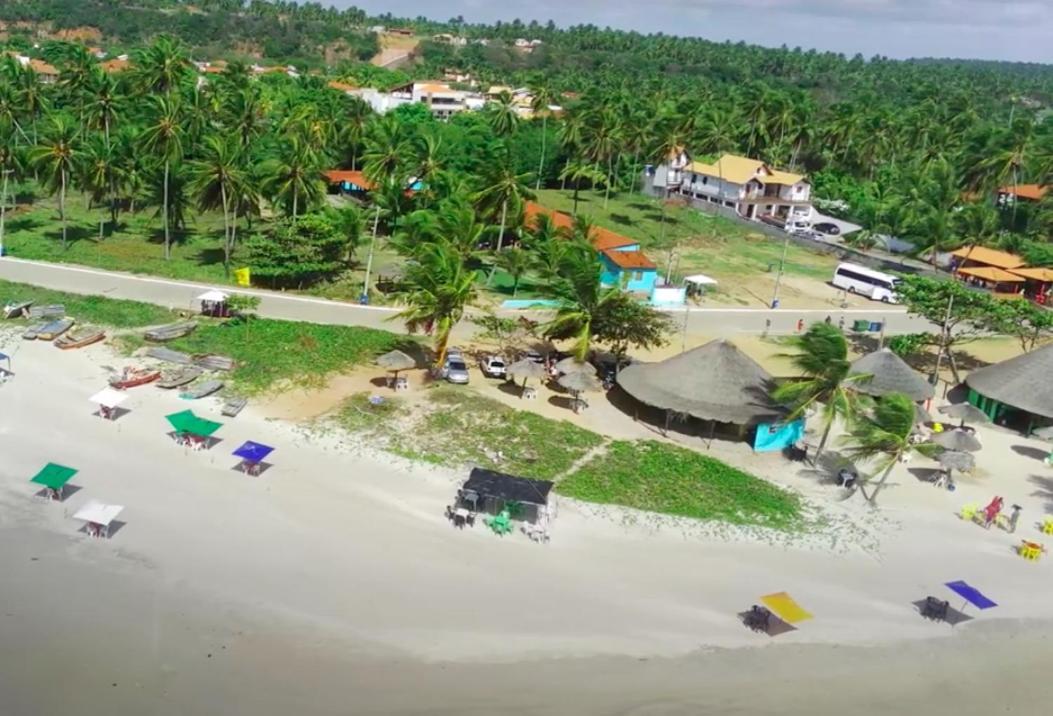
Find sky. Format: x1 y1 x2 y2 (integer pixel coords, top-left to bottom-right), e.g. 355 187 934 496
341 0 1053 63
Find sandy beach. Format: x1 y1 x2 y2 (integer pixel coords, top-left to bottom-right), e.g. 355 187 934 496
2 332 1052 715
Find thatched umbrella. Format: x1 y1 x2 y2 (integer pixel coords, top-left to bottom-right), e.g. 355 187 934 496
937 450 975 473
849 349 934 402
376 349 416 386
933 429 982 453
558 370 602 413
507 358 547 396
938 403 991 428
555 356 594 375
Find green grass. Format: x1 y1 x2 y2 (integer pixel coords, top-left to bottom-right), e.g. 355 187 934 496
535 188 836 282
166 318 403 395
336 391 407 436
387 386 604 479
559 440 802 529
0 278 175 328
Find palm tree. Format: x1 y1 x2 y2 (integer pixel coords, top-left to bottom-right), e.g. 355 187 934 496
84 71 120 147
0 119 24 256
222 86 267 150
771 322 868 462
496 247 531 296
15 66 48 144
0 83 30 144
259 135 323 222
29 114 80 249
133 36 192 97
80 134 120 240
559 161 605 216
531 83 557 190
189 134 247 274
475 165 535 253
362 115 410 188
542 242 618 361
139 96 185 260
392 241 477 369
842 393 937 505
488 91 520 137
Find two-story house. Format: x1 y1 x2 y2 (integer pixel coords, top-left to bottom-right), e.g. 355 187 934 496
677 154 813 229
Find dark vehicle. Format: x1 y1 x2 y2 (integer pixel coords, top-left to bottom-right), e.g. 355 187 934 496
814 222 841 236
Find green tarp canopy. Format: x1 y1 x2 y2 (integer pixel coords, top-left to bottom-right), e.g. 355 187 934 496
30 463 78 489
165 410 223 437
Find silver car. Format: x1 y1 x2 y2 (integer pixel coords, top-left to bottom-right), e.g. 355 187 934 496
442 355 470 384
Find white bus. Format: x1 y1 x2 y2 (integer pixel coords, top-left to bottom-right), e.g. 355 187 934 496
832 262 900 303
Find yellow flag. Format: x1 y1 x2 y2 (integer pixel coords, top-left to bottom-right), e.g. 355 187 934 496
234 268 251 287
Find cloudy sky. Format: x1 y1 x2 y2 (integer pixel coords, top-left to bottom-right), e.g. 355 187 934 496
341 0 1052 63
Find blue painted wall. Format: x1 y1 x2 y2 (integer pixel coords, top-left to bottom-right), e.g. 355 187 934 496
599 254 658 292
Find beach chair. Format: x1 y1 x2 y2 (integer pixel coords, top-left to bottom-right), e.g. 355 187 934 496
920 597 949 622
1042 517 1053 535
743 605 772 633
1018 541 1044 561
958 503 978 522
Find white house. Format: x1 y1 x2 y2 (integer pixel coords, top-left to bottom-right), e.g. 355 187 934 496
410 82 469 120
673 153 813 229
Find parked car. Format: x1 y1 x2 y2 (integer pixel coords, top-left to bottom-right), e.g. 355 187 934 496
524 349 544 364
814 222 841 236
480 355 507 379
442 355 470 384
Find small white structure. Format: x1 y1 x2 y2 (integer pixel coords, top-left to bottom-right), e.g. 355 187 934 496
89 387 128 420
74 500 124 539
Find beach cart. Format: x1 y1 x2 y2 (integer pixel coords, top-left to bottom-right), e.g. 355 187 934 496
29 463 78 501
232 441 274 476
89 387 129 420
73 500 124 539
165 409 223 450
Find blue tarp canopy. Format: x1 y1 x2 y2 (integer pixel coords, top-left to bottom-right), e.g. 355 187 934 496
232 441 274 462
753 419 805 453
945 580 997 609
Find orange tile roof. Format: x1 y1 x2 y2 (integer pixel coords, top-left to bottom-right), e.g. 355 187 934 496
28 58 57 75
202 65 225 74
951 246 1025 270
323 169 374 189
957 266 1025 283
999 184 1047 201
1010 267 1053 282
523 202 637 251
100 58 129 73
602 249 656 270
327 80 358 92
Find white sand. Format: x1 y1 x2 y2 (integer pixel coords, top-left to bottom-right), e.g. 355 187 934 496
2 333 1053 714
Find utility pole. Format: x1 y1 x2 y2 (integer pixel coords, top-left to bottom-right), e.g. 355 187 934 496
770 233 790 308
0 169 11 258
360 205 381 304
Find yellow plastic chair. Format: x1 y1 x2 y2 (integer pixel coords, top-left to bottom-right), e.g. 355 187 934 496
959 503 979 522
1018 541 1043 561
1042 517 1053 535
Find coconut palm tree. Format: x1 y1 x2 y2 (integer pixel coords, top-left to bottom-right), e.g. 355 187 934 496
0 119 24 256
29 114 80 250
496 247 532 297
392 241 477 369
139 96 185 260
221 86 267 150
542 241 618 361
133 36 193 97
80 134 121 240
475 165 534 252
189 134 247 274
530 83 557 190
558 161 605 216
487 91 520 137
842 393 938 505
84 70 121 147
771 322 868 462
259 134 323 222
362 114 411 188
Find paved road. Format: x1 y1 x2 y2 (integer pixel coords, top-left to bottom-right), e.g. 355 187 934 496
0 257 935 338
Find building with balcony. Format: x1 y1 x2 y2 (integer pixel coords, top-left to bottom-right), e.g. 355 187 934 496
677 154 813 228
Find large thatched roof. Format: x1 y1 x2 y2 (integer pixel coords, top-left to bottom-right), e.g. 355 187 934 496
849 349 934 402
965 344 1053 419
616 339 783 425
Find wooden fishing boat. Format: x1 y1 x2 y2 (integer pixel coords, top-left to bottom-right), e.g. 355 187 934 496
35 318 74 341
26 304 65 320
145 347 194 365
109 366 162 389
221 397 247 417
22 321 48 340
55 327 105 350
144 322 197 342
3 300 32 319
157 366 203 389
179 379 224 400
193 354 236 371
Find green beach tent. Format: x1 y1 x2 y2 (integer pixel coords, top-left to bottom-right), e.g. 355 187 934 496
30 463 78 499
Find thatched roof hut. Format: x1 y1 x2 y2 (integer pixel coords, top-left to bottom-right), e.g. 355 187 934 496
616 339 783 425
848 349 934 402
965 343 1053 422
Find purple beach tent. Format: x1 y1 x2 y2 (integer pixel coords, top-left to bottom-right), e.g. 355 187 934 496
232 441 274 475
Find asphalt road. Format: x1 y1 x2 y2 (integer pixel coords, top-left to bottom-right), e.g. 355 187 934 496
0 258 936 338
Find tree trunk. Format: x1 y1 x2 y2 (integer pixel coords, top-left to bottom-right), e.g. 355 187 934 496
292 185 298 222
572 182 581 216
496 199 508 252
813 421 833 464
864 461 898 505
535 114 547 191
0 170 9 257
220 183 231 278
60 168 68 250
162 159 170 260
603 153 613 209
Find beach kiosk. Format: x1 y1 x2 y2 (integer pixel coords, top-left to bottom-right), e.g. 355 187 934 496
89 387 129 420
73 500 124 539
198 289 230 318
30 463 78 501
232 441 274 475
166 409 223 450
459 467 554 525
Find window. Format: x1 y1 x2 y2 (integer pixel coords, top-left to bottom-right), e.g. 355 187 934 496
632 271 643 282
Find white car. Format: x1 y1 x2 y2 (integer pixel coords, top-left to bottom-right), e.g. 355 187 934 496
480 355 507 379
442 354 470 384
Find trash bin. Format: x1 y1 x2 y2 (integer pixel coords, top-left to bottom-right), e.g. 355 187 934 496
852 319 869 331
869 321 883 332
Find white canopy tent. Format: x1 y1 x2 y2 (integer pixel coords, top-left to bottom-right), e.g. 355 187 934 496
683 274 718 286
197 290 229 303
73 500 124 538
89 387 128 409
